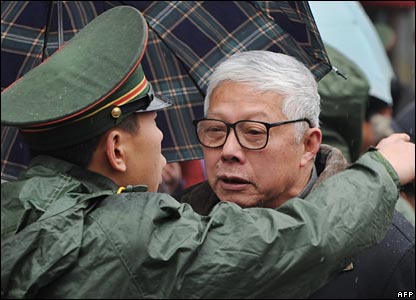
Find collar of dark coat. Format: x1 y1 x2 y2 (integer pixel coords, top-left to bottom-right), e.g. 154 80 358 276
313 144 348 191
180 144 348 216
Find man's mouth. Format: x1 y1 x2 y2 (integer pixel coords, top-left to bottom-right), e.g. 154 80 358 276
220 176 250 184
217 176 252 190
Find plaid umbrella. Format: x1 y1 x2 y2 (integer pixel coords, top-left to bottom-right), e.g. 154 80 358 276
1 1 331 181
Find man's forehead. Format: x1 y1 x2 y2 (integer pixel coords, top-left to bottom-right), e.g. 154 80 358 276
208 99 284 121
207 109 268 118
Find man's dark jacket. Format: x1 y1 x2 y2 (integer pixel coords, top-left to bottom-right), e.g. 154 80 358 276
181 145 415 299
310 212 414 299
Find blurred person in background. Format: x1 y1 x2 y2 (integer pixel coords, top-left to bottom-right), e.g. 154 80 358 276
312 1 414 225
159 159 206 199
375 19 415 218
309 2 398 155
364 0 415 116
319 44 368 163
392 100 415 220
319 43 414 226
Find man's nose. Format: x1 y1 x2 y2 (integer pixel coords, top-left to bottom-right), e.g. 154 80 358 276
221 129 244 162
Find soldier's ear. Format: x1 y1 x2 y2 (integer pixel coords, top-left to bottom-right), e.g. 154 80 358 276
105 130 127 172
300 128 322 167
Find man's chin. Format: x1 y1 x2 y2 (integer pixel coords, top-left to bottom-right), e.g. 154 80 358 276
216 190 260 208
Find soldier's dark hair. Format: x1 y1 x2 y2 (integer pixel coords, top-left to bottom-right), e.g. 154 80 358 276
31 114 139 168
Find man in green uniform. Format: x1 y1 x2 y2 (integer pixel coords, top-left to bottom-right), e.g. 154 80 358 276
1 6 414 299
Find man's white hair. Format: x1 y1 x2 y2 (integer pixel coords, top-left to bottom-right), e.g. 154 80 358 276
204 51 320 142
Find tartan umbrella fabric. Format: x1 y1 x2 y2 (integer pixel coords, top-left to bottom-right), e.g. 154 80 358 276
1 1 331 181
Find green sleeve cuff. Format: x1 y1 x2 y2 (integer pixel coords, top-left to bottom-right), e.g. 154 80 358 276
367 149 401 191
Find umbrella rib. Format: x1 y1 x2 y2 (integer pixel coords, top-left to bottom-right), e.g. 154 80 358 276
42 1 54 62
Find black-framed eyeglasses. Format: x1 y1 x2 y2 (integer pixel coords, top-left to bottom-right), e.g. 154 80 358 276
193 118 312 150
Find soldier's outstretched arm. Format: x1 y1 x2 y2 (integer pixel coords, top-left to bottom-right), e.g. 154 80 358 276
2 136 413 299
124 134 413 298
170 134 415 298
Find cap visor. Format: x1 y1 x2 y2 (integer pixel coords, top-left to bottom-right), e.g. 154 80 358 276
137 94 172 113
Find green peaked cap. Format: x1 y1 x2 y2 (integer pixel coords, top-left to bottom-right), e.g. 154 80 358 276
1 6 171 151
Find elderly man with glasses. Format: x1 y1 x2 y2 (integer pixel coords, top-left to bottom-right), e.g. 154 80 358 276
188 50 331 210
184 50 415 298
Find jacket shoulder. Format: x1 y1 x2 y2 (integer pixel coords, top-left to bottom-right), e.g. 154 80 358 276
381 213 415 298
391 211 415 241
310 213 415 299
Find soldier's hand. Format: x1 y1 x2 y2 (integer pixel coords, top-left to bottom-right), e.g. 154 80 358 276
376 133 415 185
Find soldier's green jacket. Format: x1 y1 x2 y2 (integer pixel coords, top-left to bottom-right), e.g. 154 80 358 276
1 152 399 299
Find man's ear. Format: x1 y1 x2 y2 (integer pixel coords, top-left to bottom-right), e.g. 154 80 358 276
300 128 322 167
105 130 127 172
